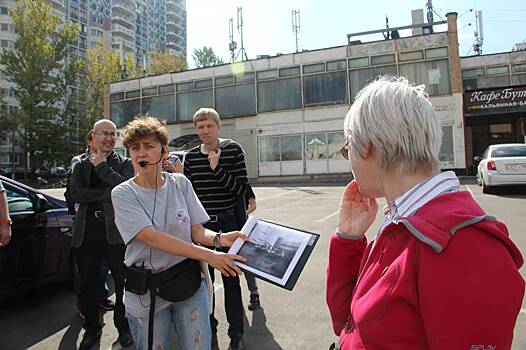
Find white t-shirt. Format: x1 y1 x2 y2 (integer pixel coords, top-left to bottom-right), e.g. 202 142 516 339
111 172 209 317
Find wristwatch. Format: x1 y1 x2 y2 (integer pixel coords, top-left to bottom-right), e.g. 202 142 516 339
213 233 222 249
0 218 12 225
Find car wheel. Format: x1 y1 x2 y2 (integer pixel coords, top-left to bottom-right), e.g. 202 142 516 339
482 179 493 194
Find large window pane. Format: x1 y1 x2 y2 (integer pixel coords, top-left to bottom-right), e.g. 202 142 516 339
483 75 510 88
257 70 278 80
349 57 369 68
426 47 448 59
216 76 234 86
111 99 140 128
195 79 213 89
327 132 345 159
142 87 157 97
306 133 328 160
439 125 454 167
303 71 347 107
176 89 213 121
257 78 301 112
126 90 140 99
142 95 175 121
371 54 395 65
349 65 397 101
303 63 325 74
215 83 256 117
327 60 346 71
399 50 424 62
512 73 526 86
486 66 509 76
110 92 124 102
512 64 526 73
159 84 174 94
463 78 484 90
279 66 300 77
399 59 450 95
462 68 485 78
259 137 280 161
236 72 255 83
281 135 302 161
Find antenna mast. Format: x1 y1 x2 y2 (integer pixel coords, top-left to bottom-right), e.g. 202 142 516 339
292 9 300 53
235 7 248 61
474 10 484 55
228 18 237 62
424 0 434 34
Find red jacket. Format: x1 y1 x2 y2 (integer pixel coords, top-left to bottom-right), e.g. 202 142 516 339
326 191 524 350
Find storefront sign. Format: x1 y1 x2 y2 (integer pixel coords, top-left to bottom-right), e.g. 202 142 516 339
464 86 526 115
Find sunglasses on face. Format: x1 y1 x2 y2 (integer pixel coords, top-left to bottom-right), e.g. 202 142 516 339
340 140 351 160
94 131 118 139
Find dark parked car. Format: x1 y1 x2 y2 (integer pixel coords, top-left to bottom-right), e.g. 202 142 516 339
0 175 74 299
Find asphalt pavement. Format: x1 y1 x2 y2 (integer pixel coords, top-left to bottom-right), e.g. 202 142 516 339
1 183 525 350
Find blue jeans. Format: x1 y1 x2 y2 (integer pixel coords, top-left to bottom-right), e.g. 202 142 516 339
127 279 211 350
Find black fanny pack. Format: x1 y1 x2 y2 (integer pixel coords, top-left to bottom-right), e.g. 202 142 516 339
125 258 201 302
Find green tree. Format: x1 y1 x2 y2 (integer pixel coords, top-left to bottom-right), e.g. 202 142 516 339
0 100 19 177
84 43 136 134
0 0 82 172
148 50 187 75
192 46 225 68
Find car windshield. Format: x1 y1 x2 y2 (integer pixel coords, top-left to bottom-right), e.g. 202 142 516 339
492 145 526 158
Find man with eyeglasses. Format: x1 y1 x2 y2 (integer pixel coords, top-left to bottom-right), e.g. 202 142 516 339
70 119 134 350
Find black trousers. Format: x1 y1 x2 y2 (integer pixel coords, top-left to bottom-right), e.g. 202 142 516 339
204 210 244 339
78 215 129 333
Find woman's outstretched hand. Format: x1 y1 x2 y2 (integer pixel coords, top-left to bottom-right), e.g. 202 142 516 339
207 251 246 277
337 180 378 237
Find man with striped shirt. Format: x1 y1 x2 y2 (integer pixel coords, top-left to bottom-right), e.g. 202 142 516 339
184 108 247 350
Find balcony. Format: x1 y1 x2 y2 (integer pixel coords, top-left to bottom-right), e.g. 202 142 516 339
112 38 135 53
111 12 134 27
112 24 134 40
112 0 135 11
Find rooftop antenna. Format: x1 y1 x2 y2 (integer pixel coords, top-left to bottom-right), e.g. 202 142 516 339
473 10 484 55
383 15 390 39
424 0 434 34
235 7 248 61
228 17 237 62
292 9 300 53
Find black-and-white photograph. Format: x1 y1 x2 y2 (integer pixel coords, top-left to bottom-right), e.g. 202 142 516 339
229 216 314 287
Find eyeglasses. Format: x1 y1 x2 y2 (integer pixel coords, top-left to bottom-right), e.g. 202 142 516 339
94 131 118 139
340 140 351 160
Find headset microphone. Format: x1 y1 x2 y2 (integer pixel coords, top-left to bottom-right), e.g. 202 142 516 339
138 148 164 168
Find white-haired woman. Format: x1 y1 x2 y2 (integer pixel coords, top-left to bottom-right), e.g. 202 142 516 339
326 76 524 350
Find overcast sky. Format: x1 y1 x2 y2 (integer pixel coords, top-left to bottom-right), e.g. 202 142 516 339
186 0 526 67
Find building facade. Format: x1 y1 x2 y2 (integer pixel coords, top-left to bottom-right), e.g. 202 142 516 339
87 0 187 66
109 13 464 180
461 50 526 173
0 0 187 174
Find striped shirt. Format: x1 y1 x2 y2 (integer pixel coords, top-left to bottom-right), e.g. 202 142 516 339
371 171 460 252
184 140 247 214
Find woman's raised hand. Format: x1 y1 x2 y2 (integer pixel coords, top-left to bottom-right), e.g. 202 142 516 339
337 180 378 237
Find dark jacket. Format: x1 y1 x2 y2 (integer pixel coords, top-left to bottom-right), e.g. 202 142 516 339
69 151 133 247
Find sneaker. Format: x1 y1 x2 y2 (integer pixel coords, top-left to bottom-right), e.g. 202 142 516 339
228 336 244 350
97 298 115 311
79 329 102 350
248 293 261 311
118 330 134 348
211 332 220 350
